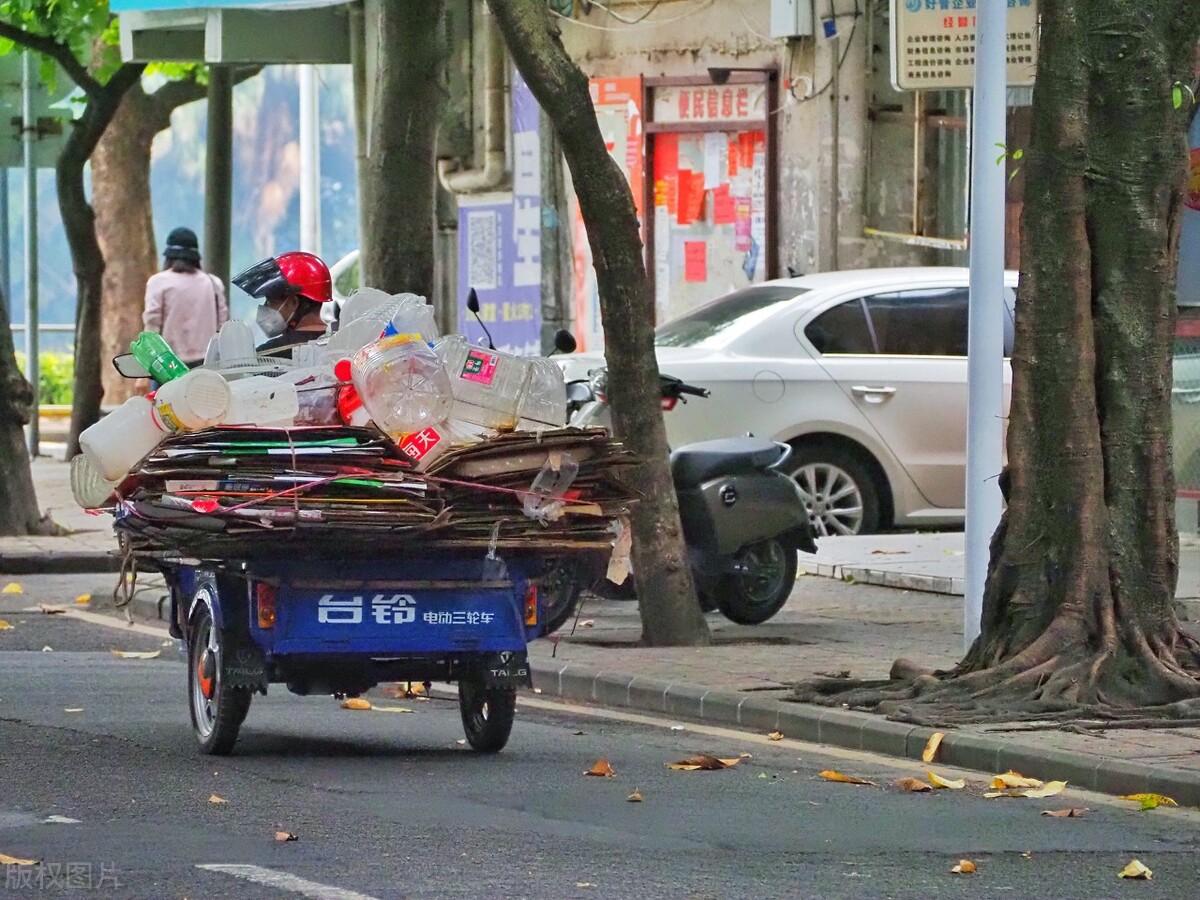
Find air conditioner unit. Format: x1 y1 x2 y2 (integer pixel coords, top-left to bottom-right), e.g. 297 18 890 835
769 0 815 39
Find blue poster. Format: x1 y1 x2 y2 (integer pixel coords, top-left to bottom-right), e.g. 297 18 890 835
456 70 542 355
1179 114 1200 308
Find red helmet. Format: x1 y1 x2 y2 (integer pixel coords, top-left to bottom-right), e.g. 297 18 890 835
233 251 333 304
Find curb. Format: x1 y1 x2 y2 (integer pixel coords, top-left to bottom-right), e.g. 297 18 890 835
530 659 1200 806
799 560 965 596
0 550 122 575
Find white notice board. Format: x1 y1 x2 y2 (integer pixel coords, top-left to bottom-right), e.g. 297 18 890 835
890 0 1039 92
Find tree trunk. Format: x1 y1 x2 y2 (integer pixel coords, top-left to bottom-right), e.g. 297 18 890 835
93 84 159 405
486 0 710 646
0 287 41 535
359 0 446 298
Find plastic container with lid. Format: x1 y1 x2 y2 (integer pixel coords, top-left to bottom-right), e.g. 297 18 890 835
351 334 452 436
79 396 166 481
434 335 529 431
225 376 300 427
130 331 188 383
150 368 232 432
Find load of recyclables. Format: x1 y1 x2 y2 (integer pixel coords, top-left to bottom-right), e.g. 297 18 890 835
71 288 636 573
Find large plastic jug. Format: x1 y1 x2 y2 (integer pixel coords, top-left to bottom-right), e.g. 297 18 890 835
225 376 300 427
69 453 118 508
79 396 166 481
516 358 567 430
151 369 231 432
130 331 188 383
351 334 452 436
435 335 529 431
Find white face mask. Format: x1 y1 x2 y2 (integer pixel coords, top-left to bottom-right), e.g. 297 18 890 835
256 298 295 338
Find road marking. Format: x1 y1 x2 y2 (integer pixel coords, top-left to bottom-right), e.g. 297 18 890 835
195 864 380 900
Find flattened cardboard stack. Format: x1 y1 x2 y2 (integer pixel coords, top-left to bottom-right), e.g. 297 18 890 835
110 425 637 561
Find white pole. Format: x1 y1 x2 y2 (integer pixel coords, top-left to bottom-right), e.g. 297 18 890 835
22 50 39 458
298 65 321 255
963 0 1007 650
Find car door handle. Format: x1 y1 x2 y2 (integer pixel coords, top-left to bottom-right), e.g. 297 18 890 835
851 385 897 402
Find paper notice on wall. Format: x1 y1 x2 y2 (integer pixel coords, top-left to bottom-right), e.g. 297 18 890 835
655 206 671 318
743 237 760 281
703 132 726 189
728 134 740 177
713 185 735 225
684 240 708 282
749 146 767 280
677 171 705 226
734 197 752 251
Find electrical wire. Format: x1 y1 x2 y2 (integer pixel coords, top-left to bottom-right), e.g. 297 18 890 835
584 0 665 25
789 1 862 106
551 0 715 31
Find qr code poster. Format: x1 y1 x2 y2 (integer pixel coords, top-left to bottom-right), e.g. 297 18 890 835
466 209 501 291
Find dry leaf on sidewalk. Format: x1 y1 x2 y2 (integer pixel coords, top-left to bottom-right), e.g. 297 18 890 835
341 698 372 711
585 758 616 777
1021 781 1067 799
1120 793 1177 811
626 789 643 803
668 755 742 771
1118 859 1152 880
819 769 875 785
768 731 784 741
39 605 65 615
2 583 23 594
274 831 298 842
927 771 965 790
371 705 415 714
0 620 13 631
75 594 91 605
208 795 228 805
950 859 977 875
63 708 83 713
0 854 38 866
921 732 945 763
111 650 160 660
990 770 1042 790
895 777 933 793
1042 808 1088 817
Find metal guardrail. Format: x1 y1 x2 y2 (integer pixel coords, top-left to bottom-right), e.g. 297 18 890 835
9 323 75 333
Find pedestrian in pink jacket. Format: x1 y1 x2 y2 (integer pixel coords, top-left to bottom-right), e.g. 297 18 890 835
142 227 229 364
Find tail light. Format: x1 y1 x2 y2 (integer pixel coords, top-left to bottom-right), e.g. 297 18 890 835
661 396 679 412
256 583 277 629
524 583 538 626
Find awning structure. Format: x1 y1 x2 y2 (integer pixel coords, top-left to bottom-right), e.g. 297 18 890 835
114 0 352 64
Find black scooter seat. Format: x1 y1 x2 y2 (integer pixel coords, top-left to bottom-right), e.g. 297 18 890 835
670 438 784 487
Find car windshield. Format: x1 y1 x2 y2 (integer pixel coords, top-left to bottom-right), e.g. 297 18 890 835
655 286 808 348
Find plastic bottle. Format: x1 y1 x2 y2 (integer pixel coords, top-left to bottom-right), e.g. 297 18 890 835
380 293 439 343
435 334 529 431
351 334 452 436
79 396 167 481
278 365 340 426
225 376 300 427
69 453 118 508
202 320 259 373
151 369 232 432
130 331 189 383
516 357 567 431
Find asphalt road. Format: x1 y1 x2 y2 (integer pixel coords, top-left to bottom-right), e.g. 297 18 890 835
3 574 1200 899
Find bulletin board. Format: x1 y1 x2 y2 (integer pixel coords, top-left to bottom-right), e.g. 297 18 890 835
646 74 777 323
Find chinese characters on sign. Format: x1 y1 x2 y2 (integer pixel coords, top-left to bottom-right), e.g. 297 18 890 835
5 862 119 891
890 0 1038 91
652 83 768 126
315 595 498 627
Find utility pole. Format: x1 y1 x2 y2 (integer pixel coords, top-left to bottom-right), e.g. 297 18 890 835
204 66 233 289
21 51 39 457
963 0 1007 649
298 65 321 255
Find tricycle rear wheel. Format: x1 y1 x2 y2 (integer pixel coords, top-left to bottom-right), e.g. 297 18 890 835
458 677 516 753
188 600 251 755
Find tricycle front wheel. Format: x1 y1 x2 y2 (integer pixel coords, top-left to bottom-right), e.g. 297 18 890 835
458 677 516 753
188 599 251 755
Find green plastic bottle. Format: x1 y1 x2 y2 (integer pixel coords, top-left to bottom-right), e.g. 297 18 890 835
130 331 188 383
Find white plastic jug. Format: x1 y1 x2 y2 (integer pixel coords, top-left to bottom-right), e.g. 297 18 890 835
79 396 166 482
225 376 300 427
435 335 530 430
151 369 231 432
69 453 118 508
351 334 452 436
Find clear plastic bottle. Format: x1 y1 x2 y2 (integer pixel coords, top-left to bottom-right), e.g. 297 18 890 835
435 335 529 431
381 293 439 343
130 331 188 383
516 357 567 431
351 334 452 436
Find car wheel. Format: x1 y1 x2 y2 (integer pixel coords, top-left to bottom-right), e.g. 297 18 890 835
788 445 882 536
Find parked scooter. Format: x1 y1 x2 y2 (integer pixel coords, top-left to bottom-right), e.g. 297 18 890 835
541 334 816 630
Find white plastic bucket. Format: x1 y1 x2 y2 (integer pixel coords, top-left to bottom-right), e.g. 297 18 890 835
151 369 231 432
79 396 166 482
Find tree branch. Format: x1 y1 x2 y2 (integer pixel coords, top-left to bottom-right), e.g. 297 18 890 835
0 19 102 98
146 65 263 130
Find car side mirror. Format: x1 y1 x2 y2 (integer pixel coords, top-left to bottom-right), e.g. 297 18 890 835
112 353 150 379
466 288 480 314
552 330 577 354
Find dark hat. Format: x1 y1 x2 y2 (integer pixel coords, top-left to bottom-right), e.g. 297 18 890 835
164 227 200 265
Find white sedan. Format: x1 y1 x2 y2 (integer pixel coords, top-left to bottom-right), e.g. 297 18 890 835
559 267 1019 536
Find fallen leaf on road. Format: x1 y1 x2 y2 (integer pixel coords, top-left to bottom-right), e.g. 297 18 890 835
575 883 595 889
41 646 52 652
1118 859 1152 880
816 670 852 679
0 620 12 631
371 705 415 714
768 731 784 741
818 769 875 785
670 724 685 731
669 755 742 771
585 758 616 777
895 777 933 793
1120 792 1177 811
871 549 908 555
922 732 945 763
456 739 467 746
63 708 83 713
208 795 228 805
580 619 594 628
1021 780 1067 799
42 816 80 824
991 770 1042 790
39 604 65 615
572 730 585 736
1042 808 1089 818
0 854 38 866
627 789 643 803
274 831 298 842
532 688 542 694
75 594 91 605
739 752 753 759
950 859 977 875
927 771 965 790
341 698 372 710
2 583 23 594
111 650 160 660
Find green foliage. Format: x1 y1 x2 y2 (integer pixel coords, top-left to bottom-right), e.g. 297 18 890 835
0 0 121 85
14 351 75 405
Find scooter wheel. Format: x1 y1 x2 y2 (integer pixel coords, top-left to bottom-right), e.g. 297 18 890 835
715 539 798 625
458 677 516 753
188 595 251 755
